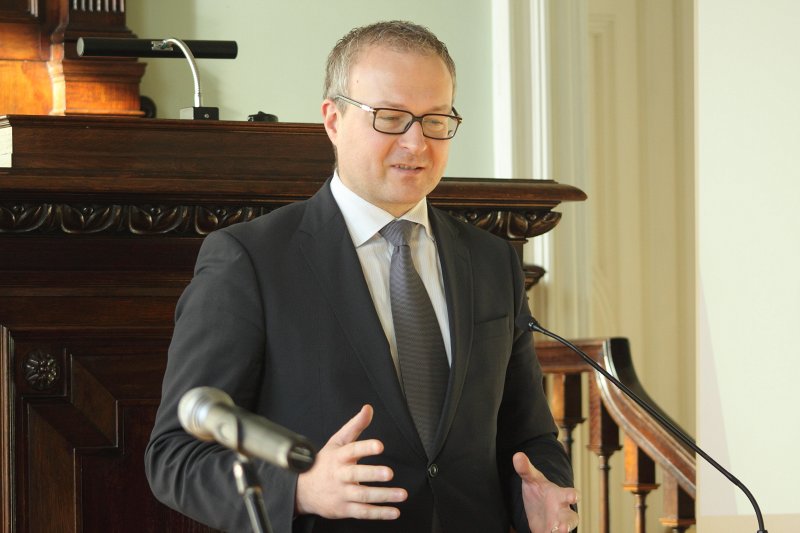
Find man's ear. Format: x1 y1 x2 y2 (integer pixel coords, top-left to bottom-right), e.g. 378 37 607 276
321 99 340 145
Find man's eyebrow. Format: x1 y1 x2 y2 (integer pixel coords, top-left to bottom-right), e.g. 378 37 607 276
374 101 454 113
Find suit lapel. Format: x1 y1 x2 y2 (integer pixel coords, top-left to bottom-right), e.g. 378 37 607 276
429 207 473 457
297 182 425 458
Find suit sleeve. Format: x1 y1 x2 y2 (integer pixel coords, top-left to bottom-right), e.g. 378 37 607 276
496 242 574 533
144 230 298 532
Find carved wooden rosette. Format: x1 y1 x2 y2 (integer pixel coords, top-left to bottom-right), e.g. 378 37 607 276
23 349 60 391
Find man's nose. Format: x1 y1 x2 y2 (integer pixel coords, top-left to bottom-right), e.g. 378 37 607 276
397 120 427 152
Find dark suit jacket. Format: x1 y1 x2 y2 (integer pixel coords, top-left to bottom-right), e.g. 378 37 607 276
145 180 572 533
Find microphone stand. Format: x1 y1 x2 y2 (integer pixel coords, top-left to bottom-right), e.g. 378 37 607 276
525 317 767 533
233 418 273 533
233 454 273 533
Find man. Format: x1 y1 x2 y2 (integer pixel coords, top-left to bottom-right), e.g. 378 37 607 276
145 20 579 533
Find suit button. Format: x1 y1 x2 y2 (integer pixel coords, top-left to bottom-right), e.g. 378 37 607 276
427 463 439 477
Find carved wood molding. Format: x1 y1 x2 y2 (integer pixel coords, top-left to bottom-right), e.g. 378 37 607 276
23 348 60 390
0 115 585 247
0 203 563 239
447 209 561 240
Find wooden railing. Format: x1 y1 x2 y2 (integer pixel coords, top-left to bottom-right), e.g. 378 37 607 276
537 338 696 533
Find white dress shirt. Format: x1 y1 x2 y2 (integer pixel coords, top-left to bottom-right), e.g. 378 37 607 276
330 173 453 374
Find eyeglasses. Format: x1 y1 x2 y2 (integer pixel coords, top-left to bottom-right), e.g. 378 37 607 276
335 95 462 140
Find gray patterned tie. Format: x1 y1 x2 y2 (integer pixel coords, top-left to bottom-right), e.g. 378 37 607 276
380 219 450 458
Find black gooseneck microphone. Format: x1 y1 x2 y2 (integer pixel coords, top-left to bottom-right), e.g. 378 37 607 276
520 315 767 533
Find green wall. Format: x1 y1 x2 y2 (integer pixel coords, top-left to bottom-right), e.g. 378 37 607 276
126 0 494 178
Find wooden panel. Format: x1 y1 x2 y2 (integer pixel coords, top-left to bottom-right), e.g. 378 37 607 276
12 333 217 532
60 58 147 117
0 61 53 116
0 22 46 60
0 115 335 176
0 209 207 531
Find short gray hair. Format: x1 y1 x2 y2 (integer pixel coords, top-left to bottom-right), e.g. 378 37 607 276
323 20 457 105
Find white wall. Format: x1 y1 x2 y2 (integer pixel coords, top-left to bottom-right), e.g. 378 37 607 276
126 0 493 179
697 0 800 530
565 2 696 530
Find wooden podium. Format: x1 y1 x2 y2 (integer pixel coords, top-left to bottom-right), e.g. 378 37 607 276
0 114 585 532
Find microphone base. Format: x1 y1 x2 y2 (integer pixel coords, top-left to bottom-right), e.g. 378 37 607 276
180 106 220 120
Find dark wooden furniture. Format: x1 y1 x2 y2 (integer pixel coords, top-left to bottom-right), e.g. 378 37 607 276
0 114 586 532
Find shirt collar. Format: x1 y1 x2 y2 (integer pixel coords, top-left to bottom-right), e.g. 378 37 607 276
330 171 434 247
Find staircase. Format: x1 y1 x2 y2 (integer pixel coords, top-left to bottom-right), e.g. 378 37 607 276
537 338 696 533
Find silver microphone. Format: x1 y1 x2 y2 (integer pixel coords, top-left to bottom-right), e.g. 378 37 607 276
178 386 316 473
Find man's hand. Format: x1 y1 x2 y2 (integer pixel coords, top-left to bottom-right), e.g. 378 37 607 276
295 405 408 520
513 452 579 533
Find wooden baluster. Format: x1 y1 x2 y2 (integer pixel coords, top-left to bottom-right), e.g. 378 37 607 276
623 435 659 533
660 472 695 532
587 377 621 533
550 373 585 461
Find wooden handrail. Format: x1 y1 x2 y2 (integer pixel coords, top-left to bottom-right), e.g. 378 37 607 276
536 337 696 532
598 338 695 497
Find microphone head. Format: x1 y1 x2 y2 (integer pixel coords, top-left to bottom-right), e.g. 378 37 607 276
178 386 234 440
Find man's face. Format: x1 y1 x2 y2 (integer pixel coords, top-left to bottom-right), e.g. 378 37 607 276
322 45 454 217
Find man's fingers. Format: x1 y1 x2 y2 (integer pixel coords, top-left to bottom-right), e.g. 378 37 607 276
343 483 408 505
328 405 374 447
556 507 580 531
343 502 402 521
338 463 395 484
337 484 408 520
512 451 546 483
340 438 384 462
295 405 409 521
562 487 580 505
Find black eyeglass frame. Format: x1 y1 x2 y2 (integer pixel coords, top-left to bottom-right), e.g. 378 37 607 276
334 94 462 140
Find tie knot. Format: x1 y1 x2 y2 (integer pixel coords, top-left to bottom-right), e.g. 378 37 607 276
380 219 415 247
